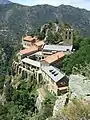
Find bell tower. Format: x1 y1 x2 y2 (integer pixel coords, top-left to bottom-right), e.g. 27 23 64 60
63 28 73 46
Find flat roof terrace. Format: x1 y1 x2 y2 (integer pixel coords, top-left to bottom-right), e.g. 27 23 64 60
19 46 38 55
23 36 38 42
34 40 44 47
41 65 65 83
43 45 73 52
21 58 40 68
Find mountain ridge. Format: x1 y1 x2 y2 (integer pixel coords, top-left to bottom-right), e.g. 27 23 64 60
0 0 12 4
0 3 90 45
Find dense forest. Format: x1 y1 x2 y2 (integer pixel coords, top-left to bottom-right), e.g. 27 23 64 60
0 73 57 120
1 3 90 37
62 36 90 79
0 75 90 120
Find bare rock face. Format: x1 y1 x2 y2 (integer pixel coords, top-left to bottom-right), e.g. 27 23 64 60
53 75 90 117
53 93 68 116
36 88 46 111
69 75 90 100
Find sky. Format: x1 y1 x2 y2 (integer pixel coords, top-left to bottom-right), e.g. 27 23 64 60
10 0 90 10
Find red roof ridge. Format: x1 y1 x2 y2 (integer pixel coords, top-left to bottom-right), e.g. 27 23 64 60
34 40 44 47
19 45 38 55
23 36 38 42
42 52 65 64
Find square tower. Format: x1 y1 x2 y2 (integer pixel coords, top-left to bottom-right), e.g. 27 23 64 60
63 28 73 46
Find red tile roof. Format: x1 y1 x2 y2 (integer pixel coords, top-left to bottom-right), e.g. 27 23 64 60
34 41 44 47
23 36 37 42
42 52 65 64
19 46 38 55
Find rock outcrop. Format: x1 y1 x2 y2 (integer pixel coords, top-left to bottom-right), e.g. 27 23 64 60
36 87 46 111
69 75 90 101
53 93 68 116
53 74 90 118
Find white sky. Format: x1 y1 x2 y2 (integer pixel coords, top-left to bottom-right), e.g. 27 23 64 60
10 0 90 10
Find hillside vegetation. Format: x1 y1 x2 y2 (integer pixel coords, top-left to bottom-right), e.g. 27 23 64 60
0 3 90 119
37 22 71 44
0 3 90 76
0 3 90 40
62 37 90 79
36 22 90 79
0 74 57 120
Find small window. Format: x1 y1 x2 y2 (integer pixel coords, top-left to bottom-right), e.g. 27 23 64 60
69 36 71 39
52 71 56 74
66 31 67 34
49 69 53 72
54 73 58 76
65 36 67 39
69 32 71 34
42 56 44 59
23 65 25 68
67 49 69 51
28 67 30 70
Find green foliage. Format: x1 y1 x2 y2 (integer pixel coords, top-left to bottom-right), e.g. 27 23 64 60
44 91 56 105
31 91 56 120
38 32 45 40
0 75 37 120
47 98 90 120
0 3 90 119
72 63 90 78
41 92 56 119
0 75 5 94
39 22 71 45
73 30 82 50
62 37 90 76
4 76 13 101
46 30 60 44
0 103 8 120
63 98 90 120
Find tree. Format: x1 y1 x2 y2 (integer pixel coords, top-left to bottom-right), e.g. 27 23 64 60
4 76 13 101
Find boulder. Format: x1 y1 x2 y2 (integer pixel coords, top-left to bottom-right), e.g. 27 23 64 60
69 75 90 100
